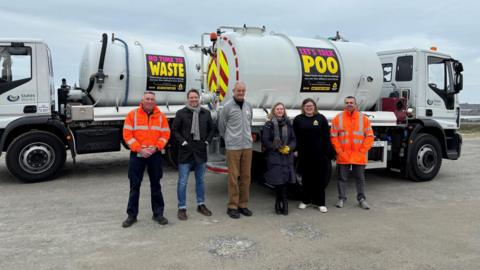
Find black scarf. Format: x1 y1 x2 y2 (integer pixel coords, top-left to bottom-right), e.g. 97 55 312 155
272 116 288 149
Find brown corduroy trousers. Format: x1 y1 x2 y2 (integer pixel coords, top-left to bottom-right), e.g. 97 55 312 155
226 149 252 209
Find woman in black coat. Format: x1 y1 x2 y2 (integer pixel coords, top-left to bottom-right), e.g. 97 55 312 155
261 102 296 215
293 98 333 213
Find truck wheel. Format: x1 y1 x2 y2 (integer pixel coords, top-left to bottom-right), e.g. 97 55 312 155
407 133 442 182
6 131 66 182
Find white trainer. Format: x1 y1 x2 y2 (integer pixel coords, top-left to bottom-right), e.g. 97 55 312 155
359 199 370 210
336 199 345 208
319 206 328 213
298 203 308 209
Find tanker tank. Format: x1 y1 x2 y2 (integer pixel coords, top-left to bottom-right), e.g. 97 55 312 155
78 36 202 107
206 27 383 111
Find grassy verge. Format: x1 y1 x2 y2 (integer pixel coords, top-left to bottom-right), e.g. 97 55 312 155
459 122 480 138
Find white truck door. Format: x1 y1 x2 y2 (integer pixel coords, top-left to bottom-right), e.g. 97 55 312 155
393 55 415 107
0 42 39 128
425 55 458 129
378 58 395 109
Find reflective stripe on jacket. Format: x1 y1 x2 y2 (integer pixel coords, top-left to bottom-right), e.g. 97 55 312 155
122 105 171 152
330 110 374 165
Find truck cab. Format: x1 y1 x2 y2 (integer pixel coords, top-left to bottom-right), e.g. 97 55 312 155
377 48 463 180
0 40 54 121
0 40 71 181
378 48 462 129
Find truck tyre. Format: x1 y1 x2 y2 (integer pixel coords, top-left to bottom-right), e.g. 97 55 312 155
407 133 442 182
6 131 66 182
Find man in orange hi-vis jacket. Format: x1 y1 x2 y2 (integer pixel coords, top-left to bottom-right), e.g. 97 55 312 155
330 96 374 210
121 91 171 227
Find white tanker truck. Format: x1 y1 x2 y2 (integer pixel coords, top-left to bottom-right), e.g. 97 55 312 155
203 26 464 182
0 33 209 181
0 26 464 182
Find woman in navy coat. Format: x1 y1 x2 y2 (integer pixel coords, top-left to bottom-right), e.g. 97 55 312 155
261 102 296 215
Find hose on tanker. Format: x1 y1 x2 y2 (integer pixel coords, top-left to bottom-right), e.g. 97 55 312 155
113 37 130 106
84 76 96 104
86 33 108 94
98 33 108 72
83 33 108 105
84 76 95 93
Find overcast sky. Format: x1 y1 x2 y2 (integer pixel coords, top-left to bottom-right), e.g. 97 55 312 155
2 0 478 103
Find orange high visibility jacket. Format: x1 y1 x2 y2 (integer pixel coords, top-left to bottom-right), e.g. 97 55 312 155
330 110 374 165
123 105 171 152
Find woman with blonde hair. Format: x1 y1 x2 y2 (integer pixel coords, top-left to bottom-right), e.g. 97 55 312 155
261 102 296 215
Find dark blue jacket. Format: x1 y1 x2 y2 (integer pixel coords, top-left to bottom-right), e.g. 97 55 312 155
261 120 296 186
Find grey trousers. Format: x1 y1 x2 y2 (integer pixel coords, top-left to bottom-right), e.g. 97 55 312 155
337 164 366 202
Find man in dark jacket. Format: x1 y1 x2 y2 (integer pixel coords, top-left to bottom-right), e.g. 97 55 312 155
172 89 215 220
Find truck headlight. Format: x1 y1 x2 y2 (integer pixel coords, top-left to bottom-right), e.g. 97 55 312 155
406 107 415 118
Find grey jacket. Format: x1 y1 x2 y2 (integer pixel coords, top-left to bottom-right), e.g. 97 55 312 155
218 99 253 150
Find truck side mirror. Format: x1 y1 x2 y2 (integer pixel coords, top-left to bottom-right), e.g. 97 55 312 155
451 60 463 93
453 61 463 73
454 73 463 93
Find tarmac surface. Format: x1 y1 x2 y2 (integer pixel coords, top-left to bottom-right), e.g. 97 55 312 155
0 138 479 270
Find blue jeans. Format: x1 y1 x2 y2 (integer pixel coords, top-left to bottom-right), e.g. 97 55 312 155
177 161 206 209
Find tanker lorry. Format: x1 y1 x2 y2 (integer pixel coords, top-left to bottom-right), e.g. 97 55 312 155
0 33 213 181
204 26 464 182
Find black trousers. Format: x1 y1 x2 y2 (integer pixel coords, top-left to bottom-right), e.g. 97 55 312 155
274 184 288 214
127 151 165 217
274 184 288 204
301 157 332 206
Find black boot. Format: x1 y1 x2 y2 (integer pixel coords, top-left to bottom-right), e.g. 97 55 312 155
275 199 282 214
275 187 283 215
281 186 288 215
282 199 288 215
275 192 282 215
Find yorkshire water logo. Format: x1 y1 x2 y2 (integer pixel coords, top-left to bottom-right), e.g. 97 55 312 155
7 95 20 102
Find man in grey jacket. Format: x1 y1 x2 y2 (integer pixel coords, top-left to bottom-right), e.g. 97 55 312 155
218 81 253 219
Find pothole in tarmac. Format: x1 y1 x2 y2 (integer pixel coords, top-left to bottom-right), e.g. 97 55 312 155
281 223 322 240
204 236 257 259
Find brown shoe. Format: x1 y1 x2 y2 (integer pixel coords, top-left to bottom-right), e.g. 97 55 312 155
197 205 212 216
177 209 187 220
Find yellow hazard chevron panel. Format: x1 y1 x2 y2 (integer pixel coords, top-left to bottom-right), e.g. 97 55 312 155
207 49 229 101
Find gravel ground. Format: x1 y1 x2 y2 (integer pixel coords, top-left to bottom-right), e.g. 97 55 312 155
0 139 479 270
